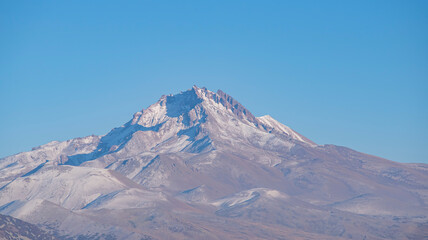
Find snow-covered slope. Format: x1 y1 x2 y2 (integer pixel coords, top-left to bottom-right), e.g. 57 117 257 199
257 115 315 145
0 86 427 240
0 135 99 187
0 164 160 210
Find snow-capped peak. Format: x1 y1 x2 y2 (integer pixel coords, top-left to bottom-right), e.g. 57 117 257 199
123 86 314 146
1 86 314 170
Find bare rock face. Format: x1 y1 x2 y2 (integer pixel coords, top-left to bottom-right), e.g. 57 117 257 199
0 86 427 240
214 89 258 123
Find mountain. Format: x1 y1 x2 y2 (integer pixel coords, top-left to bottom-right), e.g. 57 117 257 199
0 86 427 239
0 213 57 240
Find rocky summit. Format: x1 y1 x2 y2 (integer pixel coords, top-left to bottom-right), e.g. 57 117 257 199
0 86 427 239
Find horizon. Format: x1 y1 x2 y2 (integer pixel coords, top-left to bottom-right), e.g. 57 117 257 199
1 1 427 163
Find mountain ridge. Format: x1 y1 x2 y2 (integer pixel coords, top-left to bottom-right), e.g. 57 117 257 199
0 86 427 239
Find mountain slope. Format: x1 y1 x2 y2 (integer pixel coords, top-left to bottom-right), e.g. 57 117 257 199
0 86 427 239
0 213 57 240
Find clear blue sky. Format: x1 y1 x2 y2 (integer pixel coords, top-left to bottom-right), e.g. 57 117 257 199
1 1 427 163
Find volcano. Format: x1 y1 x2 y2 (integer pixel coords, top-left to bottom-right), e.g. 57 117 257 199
0 86 426 239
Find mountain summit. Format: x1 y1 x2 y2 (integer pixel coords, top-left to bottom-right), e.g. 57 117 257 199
0 86 427 239
63 85 314 167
